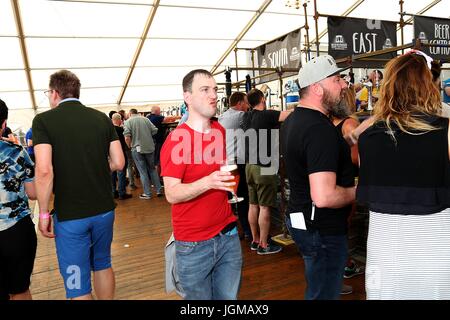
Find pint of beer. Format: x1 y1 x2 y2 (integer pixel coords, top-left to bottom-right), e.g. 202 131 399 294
219 164 240 195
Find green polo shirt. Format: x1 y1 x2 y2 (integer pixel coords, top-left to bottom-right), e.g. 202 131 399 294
32 100 118 221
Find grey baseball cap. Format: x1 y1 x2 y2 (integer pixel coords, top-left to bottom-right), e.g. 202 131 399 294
298 55 350 88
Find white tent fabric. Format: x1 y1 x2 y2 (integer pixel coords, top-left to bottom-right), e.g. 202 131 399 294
1 0 449 130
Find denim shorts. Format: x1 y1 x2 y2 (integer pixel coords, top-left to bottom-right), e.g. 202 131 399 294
53 210 114 299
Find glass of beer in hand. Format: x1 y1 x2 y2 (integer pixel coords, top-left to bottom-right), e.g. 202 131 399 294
220 164 244 204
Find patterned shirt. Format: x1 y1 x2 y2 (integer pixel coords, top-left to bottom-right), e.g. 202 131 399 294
0 140 34 231
444 78 450 104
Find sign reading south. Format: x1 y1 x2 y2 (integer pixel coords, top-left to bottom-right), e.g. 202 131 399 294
256 28 302 84
327 16 397 68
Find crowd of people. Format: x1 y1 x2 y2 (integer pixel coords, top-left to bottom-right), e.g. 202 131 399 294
0 49 449 301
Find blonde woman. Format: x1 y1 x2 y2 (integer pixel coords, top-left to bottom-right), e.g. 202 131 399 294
357 51 450 299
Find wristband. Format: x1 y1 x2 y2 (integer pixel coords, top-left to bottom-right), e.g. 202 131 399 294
39 212 50 219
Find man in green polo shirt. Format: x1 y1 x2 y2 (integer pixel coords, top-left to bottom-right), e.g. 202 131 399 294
32 70 125 300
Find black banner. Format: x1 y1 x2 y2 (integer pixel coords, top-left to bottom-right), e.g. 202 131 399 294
327 16 397 68
414 16 450 62
256 29 301 84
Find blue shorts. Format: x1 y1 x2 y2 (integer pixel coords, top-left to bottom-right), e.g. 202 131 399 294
53 210 115 299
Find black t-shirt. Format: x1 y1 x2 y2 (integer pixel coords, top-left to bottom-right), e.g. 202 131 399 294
281 107 354 235
148 114 166 144
357 116 450 214
32 100 119 221
114 125 127 153
248 109 280 167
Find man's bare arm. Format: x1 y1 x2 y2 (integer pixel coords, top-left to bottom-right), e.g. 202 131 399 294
309 171 355 209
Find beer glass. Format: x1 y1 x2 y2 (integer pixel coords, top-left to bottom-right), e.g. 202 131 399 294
219 164 244 204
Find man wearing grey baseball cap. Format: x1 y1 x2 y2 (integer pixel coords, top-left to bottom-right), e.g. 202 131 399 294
281 55 356 300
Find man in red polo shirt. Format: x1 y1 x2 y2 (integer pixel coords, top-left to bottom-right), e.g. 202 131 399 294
160 69 242 300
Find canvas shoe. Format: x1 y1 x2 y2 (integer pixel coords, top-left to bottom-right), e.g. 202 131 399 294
344 262 365 279
257 243 282 255
340 284 353 295
118 194 132 200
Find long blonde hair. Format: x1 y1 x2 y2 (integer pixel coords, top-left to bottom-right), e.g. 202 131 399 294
373 53 442 134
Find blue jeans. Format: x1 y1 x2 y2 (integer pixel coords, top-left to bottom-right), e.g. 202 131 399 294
154 142 162 166
131 150 162 196
111 169 126 196
125 149 135 186
175 230 242 300
285 216 347 300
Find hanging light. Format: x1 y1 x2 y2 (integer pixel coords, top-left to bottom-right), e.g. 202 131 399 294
285 0 309 10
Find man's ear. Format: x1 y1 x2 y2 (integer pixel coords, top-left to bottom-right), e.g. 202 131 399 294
183 91 191 107
311 83 323 97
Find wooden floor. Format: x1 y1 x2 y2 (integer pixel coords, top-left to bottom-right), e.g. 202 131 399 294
30 185 366 300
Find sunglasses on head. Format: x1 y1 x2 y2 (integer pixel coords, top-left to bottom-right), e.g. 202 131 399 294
405 49 433 70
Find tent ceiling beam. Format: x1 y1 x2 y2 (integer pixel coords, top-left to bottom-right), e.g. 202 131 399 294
11 0 37 112
403 0 442 26
46 0 152 7
44 0 305 16
117 0 160 105
0 65 218 72
159 3 303 15
2 83 179 94
210 0 272 74
16 35 270 42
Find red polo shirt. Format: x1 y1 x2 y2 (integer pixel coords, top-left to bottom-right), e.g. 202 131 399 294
160 121 236 241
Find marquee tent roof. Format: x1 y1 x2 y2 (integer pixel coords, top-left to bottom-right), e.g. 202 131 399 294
1 0 449 112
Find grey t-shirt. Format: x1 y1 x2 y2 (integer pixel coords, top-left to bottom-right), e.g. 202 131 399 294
218 108 245 163
123 115 158 154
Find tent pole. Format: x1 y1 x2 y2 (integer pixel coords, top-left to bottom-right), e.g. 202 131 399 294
313 0 320 57
303 0 311 61
210 0 272 74
11 0 37 113
310 0 366 57
251 50 256 88
235 48 239 89
278 70 284 111
402 0 442 26
117 0 160 105
399 0 405 54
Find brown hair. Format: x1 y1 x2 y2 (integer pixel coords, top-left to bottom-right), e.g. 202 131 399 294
182 69 213 93
229 91 246 107
373 53 442 134
430 60 442 83
343 86 356 114
49 70 81 99
247 88 264 108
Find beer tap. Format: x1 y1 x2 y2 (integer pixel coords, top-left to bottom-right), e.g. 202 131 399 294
375 71 380 91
